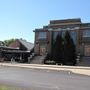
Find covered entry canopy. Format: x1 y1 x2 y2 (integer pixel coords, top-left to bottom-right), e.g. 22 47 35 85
2 50 30 54
1 49 30 62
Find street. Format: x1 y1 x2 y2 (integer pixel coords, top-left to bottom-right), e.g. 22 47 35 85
0 66 90 90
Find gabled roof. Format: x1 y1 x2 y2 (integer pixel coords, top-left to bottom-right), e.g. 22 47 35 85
17 39 34 51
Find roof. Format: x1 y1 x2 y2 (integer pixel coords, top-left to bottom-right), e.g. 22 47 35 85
2 49 30 54
50 18 81 25
17 39 34 51
34 18 82 32
0 46 19 50
33 28 48 32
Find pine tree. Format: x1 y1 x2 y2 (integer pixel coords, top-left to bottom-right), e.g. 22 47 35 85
53 34 64 64
63 31 76 65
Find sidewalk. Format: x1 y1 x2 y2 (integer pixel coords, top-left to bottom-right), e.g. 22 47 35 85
0 63 90 76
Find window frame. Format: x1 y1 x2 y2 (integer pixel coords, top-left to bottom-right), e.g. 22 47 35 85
38 32 47 39
83 30 90 37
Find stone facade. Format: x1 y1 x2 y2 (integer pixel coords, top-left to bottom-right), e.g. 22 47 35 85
34 18 90 56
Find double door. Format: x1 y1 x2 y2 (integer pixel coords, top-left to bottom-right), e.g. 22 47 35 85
40 45 47 55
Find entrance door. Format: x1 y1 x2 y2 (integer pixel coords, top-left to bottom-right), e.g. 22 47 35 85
85 45 90 56
40 45 46 55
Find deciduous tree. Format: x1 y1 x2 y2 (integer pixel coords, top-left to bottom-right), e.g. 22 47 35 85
3 39 16 46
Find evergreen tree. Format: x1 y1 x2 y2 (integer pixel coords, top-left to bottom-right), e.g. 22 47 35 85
63 31 76 65
53 34 64 64
50 31 54 60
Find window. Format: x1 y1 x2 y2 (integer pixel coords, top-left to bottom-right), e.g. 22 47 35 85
53 31 62 40
70 31 77 45
83 30 90 37
39 32 46 39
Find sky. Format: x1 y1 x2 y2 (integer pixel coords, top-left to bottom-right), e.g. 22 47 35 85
0 0 90 43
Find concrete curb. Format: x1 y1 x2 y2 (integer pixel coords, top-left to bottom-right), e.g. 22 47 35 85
0 63 90 76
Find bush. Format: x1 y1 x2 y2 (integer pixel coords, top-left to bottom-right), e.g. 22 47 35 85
44 60 56 65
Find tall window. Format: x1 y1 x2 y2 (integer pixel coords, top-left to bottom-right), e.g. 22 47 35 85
83 30 90 37
53 31 62 40
39 32 46 39
70 31 77 45
53 31 77 45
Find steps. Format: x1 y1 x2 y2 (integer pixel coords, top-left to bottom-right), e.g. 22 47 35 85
78 57 90 66
30 55 46 64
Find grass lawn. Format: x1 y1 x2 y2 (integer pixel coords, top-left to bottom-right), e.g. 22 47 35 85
0 86 13 90
0 85 27 90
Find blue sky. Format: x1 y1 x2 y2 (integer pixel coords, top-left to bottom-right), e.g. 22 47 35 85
0 0 90 43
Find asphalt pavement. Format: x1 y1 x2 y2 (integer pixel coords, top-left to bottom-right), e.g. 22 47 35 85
0 66 90 90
